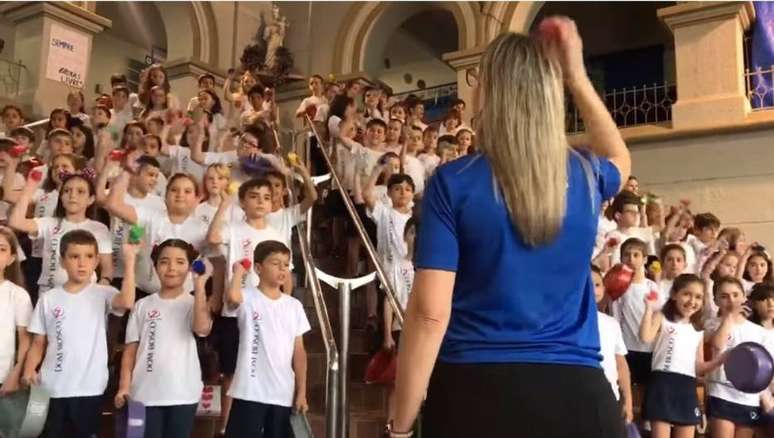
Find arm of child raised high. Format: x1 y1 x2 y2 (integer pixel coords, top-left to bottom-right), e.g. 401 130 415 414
21 334 46 387
114 342 138 408
225 262 247 310
112 243 139 311
104 170 139 224
2 155 22 205
207 196 231 247
294 162 318 214
192 261 214 337
8 176 42 236
361 164 383 212
292 335 309 413
638 299 661 344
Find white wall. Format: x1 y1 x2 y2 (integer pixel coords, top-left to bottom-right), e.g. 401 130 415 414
631 126 774 247
85 32 149 102
280 1 352 77
375 28 456 94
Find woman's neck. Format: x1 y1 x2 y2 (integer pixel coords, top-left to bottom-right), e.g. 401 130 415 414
159 286 184 299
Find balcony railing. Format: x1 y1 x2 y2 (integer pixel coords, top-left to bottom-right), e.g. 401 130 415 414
0 58 25 98
566 82 676 134
745 66 774 111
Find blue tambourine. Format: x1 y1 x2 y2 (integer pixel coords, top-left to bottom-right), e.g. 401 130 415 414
114 398 146 438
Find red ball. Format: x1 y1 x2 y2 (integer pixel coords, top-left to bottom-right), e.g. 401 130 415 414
603 264 634 300
647 290 659 301
239 259 252 270
29 169 44 182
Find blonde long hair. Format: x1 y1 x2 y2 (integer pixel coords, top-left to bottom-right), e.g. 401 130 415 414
476 32 568 246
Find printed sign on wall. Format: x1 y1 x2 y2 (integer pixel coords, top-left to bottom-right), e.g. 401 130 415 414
45 23 89 89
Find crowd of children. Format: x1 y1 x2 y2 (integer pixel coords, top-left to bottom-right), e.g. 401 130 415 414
0 65 462 438
593 179 774 438
0 61 773 438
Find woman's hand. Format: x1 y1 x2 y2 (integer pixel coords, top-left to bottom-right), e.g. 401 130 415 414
537 16 587 86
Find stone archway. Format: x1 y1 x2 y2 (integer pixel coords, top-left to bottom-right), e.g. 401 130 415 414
155 2 218 65
332 1 478 75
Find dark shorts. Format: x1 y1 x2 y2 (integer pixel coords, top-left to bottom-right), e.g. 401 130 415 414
707 396 762 427
214 316 240 375
422 362 624 438
42 395 103 438
143 403 198 438
626 351 653 385
643 371 701 425
225 399 291 438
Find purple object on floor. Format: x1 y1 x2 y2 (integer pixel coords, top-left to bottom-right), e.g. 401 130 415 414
724 341 774 393
114 399 145 438
192 259 206 275
625 422 641 438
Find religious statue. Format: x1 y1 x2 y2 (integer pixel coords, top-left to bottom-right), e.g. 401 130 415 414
263 4 289 70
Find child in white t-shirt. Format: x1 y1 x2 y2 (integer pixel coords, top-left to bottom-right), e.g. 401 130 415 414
207 178 284 434
639 274 726 436
295 75 327 121
382 217 417 350
655 244 687 298
417 128 440 178
225 240 310 437
160 122 208 184
400 126 426 196
0 227 32 435
23 230 137 437
611 238 663 388
705 276 768 435
10 172 113 293
115 239 215 438
384 118 404 155
591 265 633 423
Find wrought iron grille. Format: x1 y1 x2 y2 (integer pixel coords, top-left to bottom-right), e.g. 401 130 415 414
0 58 25 98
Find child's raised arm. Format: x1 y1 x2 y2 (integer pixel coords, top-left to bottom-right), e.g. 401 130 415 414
192 259 214 337
104 170 139 225
8 175 42 236
112 243 138 311
638 296 662 344
2 155 22 205
292 335 309 414
207 195 231 247
225 261 247 310
292 161 318 214
114 342 138 408
361 163 383 212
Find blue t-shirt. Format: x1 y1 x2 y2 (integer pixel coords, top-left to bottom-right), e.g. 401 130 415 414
415 152 621 367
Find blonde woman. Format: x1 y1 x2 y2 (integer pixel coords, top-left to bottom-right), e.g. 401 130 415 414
388 17 631 438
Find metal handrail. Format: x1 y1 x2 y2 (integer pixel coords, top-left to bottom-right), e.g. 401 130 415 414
23 118 50 129
271 124 339 438
305 114 405 325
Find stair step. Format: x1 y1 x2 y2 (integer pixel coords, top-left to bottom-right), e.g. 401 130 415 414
309 381 390 413
308 411 387 438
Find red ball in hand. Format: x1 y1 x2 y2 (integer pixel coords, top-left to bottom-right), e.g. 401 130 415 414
109 149 127 161
239 259 252 271
9 145 28 158
603 264 634 301
647 290 659 302
29 169 44 182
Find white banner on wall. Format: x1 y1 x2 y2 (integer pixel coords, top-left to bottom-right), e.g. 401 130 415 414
45 23 89 89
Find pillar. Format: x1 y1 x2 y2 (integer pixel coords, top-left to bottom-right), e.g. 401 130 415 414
658 2 756 129
442 45 485 124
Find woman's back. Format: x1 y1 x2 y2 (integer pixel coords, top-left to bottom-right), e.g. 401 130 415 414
417 151 621 366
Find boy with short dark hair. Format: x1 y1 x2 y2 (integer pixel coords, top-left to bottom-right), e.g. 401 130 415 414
1 105 24 135
23 230 137 437
110 85 133 134
224 240 310 437
604 190 656 266
610 237 662 388
689 212 721 263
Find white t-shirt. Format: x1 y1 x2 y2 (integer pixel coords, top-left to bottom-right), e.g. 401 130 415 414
651 318 702 377
296 96 327 123
266 204 304 253
705 317 768 406
742 278 756 295
686 234 708 266
355 146 385 185
389 258 414 332
417 153 440 178
0 280 32 383
221 221 284 317
134 209 209 294
605 228 657 265
27 284 121 397
33 217 112 291
402 154 425 195
597 311 627 400
153 172 168 198
111 192 166 278
30 189 59 258
228 288 310 406
658 278 674 298
126 293 203 406
368 202 411 271
611 278 664 353
167 145 205 183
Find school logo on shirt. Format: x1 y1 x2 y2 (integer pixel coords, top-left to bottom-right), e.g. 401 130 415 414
252 311 262 321
53 306 65 372
663 325 677 372
250 310 262 378
751 411 759 420
146 310 161 373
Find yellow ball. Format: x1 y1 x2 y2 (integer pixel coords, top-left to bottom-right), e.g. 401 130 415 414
227 182 240 195
287 152 299 166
